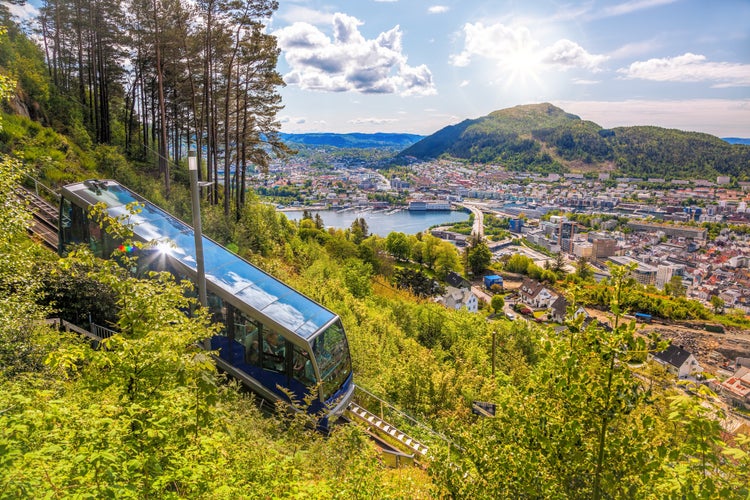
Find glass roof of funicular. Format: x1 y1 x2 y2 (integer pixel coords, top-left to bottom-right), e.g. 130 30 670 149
66 180 335 340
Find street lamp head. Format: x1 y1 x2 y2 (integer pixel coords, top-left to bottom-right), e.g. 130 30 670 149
188 150 197 171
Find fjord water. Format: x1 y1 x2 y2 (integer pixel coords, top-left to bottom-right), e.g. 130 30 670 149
282 208 469 236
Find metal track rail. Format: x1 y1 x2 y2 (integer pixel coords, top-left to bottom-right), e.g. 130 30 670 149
15 185 59 251
347 402 429 457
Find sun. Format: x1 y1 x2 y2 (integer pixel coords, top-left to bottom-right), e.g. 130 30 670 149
502 47 543 88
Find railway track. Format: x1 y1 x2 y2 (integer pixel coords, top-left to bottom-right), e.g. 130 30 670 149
15 185 59 251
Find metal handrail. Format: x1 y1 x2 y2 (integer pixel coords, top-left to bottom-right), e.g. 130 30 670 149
20 172 60 200
353 384 460 452
90 322 118 339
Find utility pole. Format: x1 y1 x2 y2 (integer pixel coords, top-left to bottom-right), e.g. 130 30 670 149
492 329 496 377
189 150 207 308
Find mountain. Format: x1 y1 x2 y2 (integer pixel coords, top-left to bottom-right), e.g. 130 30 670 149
723 138 750 145
398 103 750 179
280 132 423 149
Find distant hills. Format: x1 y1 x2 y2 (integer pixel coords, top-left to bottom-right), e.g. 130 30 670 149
723 138 750 146
396 103 750 180
280 132 423 149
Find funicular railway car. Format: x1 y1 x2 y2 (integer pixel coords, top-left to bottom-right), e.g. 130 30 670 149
58 180 355 427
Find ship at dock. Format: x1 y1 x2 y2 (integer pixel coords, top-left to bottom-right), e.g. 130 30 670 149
408 201 452 211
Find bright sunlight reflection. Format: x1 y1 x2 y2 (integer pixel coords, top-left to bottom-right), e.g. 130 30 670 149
502 47 543 88
155 240 175 255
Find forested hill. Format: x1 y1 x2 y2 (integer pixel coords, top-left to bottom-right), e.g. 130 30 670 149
281 132 423 149
397 103 750 180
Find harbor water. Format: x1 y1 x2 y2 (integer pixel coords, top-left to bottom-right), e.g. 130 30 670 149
282 208 470 236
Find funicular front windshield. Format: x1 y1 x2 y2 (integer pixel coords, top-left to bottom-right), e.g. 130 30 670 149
312 320 351 401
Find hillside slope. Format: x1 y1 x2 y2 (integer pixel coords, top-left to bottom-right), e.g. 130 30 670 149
398 103 750 179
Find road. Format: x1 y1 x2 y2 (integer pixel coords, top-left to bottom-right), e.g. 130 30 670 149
456 202 484 239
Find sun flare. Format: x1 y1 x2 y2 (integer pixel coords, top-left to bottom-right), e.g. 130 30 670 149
502 47 543 88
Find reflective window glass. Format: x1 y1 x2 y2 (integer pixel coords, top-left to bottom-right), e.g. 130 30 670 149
292 345 316 387
312 320 352 401
262 328 286 373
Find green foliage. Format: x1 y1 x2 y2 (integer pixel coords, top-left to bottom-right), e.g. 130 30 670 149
399 103 750 179
574 256 594 281
393 268 440 298
466 238 492 276
665 274 686 298
504 253 534 274
650 386 750 499
429 265 746 499
385 231 410 261
482 213 511 240
342 258 373 298
349 216 369 244
710 295 725 314
0 21 49 113
433 243 462 280
611 126 750 179
490 294 504 314
2 163 748 497
323 228 357 261
234 197 296 257
0 156 53 377
572 268 710 322
445 214 474 235
39 258 120 327
0 113 96 182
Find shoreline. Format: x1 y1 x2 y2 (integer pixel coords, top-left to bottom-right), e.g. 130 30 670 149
277 205 465 213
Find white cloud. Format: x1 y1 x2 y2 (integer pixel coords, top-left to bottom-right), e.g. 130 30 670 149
459 80 470 87
450 22 606 71
279 116 308 125
428 5 449 14
275 13 436 96
608 40 660 60
618 53 750 87
449 23 538 67
572 79 600 85
276 6 334 26
349 117 400 125
600 0 678 18
541 39 609 70
554 99 750 137
5 1 39 21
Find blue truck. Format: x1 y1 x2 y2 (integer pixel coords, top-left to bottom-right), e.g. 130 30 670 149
634 312 652 323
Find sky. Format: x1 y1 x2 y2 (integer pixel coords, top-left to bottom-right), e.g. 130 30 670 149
8 0 750 137
268 0 750 137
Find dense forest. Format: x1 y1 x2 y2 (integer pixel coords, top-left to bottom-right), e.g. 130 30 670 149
398 103 750 179
2 0 287 218
1 4 749 498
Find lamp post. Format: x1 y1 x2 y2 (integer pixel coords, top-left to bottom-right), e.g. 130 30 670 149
188 150 207 308
491 328 496 377
485 314 497 377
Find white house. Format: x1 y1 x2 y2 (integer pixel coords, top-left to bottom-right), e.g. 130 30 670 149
651 344 702 379
439 286 479 313
519 278 558 309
